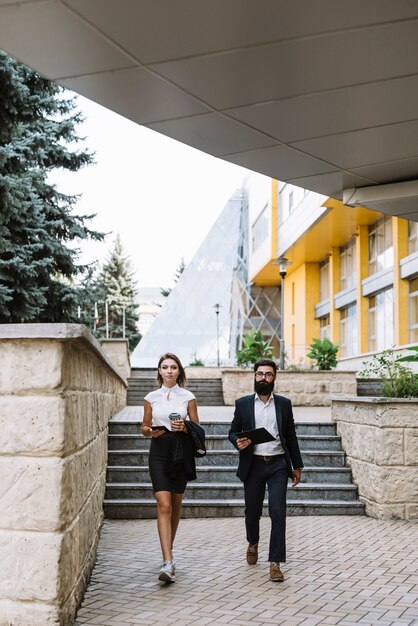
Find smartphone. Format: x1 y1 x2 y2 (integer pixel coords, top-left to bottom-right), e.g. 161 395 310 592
151 425 168 432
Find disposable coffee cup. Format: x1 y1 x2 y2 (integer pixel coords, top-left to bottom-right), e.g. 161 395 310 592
169 412 182 421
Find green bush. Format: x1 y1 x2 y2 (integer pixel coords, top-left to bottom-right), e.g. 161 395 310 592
189 354 204 366
359 348 418 398
396 345 418 363
236 328 273 367
307 338 339 370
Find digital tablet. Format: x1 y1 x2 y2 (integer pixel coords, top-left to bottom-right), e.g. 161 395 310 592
236 427 275 445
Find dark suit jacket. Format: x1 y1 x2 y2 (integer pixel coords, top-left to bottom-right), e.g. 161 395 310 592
165 421 206 481
228 393 303 482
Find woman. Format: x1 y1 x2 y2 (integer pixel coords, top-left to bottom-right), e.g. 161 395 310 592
142 352 200 583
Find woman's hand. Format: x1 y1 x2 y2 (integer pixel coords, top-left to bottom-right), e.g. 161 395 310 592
171 419 186 432
150 427 165 438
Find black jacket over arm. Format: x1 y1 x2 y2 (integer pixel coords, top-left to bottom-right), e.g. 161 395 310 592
228 393 303 482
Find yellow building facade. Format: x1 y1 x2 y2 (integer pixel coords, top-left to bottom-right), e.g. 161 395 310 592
248 178 418 366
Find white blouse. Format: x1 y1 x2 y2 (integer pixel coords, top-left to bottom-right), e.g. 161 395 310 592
144 384 195 430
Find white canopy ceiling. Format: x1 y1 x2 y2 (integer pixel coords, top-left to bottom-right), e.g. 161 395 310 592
2 0 418 220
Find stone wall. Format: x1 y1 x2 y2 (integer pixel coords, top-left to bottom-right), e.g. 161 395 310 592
185 366 222 379
222 369 357 406
332 397 418 520
101 338 131 380
0 324 127 625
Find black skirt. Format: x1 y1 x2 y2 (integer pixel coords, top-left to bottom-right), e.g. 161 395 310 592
149 432 187 494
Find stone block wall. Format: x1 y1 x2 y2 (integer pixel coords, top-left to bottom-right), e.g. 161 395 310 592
185 366 222 379
222 369 357 406
100 339 131 380
332 397 418 520
0 324 127 625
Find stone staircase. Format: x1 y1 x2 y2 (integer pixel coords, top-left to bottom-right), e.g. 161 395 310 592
104 420 364 518
127 377 225 406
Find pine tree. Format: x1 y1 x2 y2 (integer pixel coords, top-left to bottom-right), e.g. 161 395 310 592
94 235 141 351
0 51 103 322
74 265 99 330
161 257 186 297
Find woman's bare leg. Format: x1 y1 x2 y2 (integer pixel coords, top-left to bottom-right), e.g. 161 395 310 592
155 491 173 561
170 492 184 549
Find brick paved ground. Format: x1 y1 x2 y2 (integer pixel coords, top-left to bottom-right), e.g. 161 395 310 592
74 516 418 626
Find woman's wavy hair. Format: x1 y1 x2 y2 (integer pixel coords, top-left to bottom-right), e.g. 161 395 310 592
156 353 187 388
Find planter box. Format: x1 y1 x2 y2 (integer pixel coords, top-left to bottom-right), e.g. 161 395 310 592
356 378 383 396
222 369 357 406
332 396 418 520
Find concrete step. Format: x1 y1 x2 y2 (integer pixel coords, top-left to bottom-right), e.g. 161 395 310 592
297 435 341 451
295 423 337 435
109 421 142 435
107 433 342 451
103 499 365 519
105 482 359 502
107 449 346 467
104 417 364 519
130 368 157 378
108 420 336 436
127 378 225 406
106 465 353 484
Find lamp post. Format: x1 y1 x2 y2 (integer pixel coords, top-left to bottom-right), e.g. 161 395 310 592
105 300 109 339
213 303 221 367
277 257 292 370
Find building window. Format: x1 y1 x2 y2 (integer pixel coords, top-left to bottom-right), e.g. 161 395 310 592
368 288 394 352
409 277 418 343
340 239 357 291
368 216 393 275
340 304 357 357
408 221 418 255
319 315 330 340
251 204 268 252
288 191 294 214
319 260 330 302
278 183 305 224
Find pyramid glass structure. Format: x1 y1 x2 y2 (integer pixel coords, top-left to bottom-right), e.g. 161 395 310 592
131 187 280 367
131 188 247 367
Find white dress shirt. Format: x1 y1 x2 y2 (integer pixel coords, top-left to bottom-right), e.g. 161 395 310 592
253 393 284 456
144 384 195 430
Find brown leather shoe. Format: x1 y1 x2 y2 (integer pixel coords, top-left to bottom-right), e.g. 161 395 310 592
246 543 258 565
270 562 284 582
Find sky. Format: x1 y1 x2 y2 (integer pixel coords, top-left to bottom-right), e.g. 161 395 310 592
52 94 250 289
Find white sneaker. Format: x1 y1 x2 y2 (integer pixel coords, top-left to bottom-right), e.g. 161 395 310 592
158 560 175 583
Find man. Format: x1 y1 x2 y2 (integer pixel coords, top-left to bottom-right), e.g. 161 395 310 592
228 358 303 582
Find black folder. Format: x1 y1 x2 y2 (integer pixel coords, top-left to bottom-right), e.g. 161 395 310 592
236 427 275 445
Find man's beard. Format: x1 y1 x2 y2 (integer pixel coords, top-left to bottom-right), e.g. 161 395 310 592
254 380 274 396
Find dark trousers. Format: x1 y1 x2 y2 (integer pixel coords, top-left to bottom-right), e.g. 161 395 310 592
244 455 288 563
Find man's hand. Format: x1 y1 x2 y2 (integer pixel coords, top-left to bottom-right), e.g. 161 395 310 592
236 437 252 450
292 468 302 486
